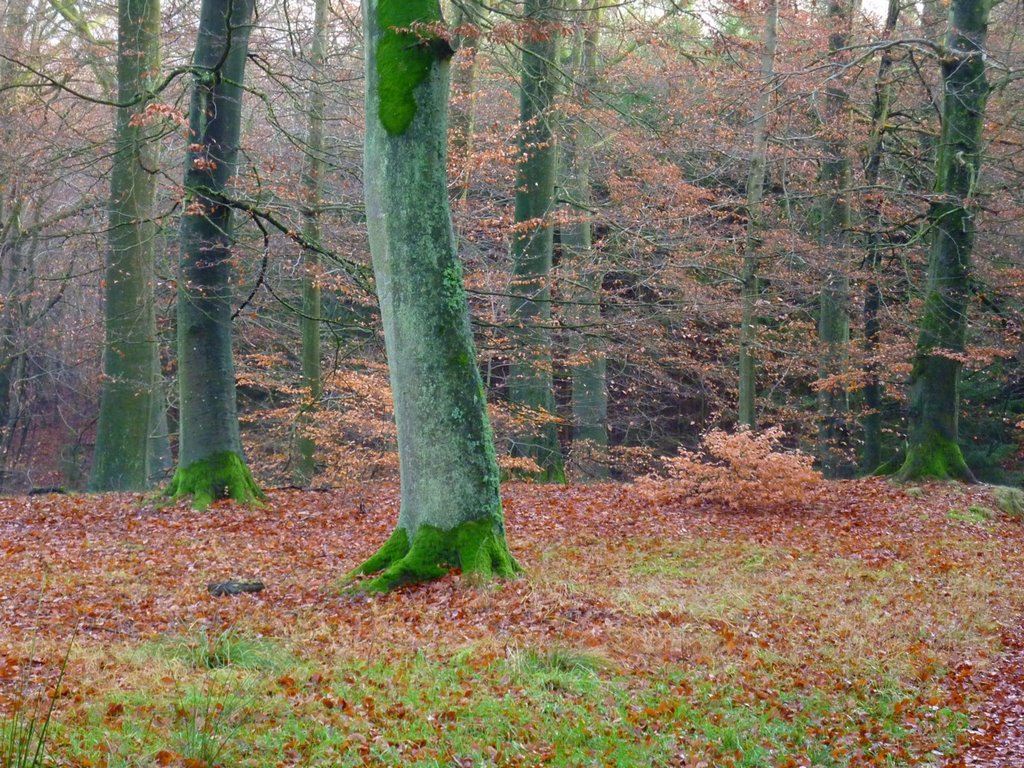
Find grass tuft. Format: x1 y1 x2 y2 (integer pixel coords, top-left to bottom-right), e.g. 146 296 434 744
173 687 248 767
507 645 611 692
993 485 1024 518
171 626 285 671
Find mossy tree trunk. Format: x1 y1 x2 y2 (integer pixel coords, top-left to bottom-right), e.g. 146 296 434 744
896 0 991 482
860 0 900 474
292 0 329 487
509 0 564 482
90 0 165 491
738 0 777 431
816 0 854 478
166 0 262 508
562 0 607 478
349 0 520 591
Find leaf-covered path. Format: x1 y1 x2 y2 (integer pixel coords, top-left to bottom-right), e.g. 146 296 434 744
1 480 1023 766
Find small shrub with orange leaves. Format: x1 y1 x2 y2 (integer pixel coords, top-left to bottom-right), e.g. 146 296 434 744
635 427 823 512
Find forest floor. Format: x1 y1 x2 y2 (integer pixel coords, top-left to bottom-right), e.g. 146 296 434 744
1 480 1022 767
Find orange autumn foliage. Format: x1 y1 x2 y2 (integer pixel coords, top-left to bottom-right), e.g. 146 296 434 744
636 427 823 512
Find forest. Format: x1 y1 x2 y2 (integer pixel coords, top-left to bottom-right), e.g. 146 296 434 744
2 0 1024 765
0 0 1020 495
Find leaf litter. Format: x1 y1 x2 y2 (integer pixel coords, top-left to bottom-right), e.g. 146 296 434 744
0 479 1022 765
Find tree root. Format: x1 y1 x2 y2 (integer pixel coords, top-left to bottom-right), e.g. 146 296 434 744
164 451 265 509
343 517 521 593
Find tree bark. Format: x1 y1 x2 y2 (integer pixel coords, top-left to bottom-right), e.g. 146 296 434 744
738 0 777 431
165 0 262 508
860 0 900 474
816 0 855 478
509 0 564 482
292 0 329 487
562 0 606 478
449 0 478 204
348 0 520 591
91 0 163 491
896 0 991 482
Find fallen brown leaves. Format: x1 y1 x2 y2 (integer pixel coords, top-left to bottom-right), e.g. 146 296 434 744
0 479 1023 765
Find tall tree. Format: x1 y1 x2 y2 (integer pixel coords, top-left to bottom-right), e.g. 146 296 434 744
292 0 330 487
896 0 992 481
738 0 778 430
563 0 607 477
346 0 520 590
860 0 900 473
449 0 479 203
509 0 564 482
164 0 261 507
90 0 166 491
816 0 855 477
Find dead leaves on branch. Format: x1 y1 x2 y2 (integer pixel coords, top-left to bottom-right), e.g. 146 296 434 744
635 427 823 512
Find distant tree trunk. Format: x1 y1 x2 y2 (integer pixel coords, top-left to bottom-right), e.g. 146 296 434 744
449 0 478 203
816 0 854 478
91 0 163 491
165 0 261 508
860 0 900 473
292 0 329 487
148 354 172 483
738 0 777 430
509 0 564 482
896 0 991 482
0 232 29 475
562 0 607 478
347 0 520 591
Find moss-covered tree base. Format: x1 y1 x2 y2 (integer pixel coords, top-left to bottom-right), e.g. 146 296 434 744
164 451 265 509
894 436 976 483
344 517 522 593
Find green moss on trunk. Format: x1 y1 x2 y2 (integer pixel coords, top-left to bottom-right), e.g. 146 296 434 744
376 0 443 135
164 451 264 509
344 517 522 592
895 434 975 483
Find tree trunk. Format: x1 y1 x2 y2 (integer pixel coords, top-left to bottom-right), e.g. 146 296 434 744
449 0 478 204
562 0 606 478
165 0 261 508
509 0 564 482
738 0 777 430
348 0 520 591
91 0 163 491
292 0 329 487
816 0 854 478
860 0 900 474
896 0 991 482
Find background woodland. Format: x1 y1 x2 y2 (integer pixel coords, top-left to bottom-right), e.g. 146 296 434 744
1 0 1022 490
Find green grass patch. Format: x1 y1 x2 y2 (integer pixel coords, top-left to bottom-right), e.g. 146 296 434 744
947 506 994 525
141 625 290 671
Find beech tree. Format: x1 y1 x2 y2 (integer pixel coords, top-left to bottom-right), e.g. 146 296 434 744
164 0 261 507
345 0 520 590
738 0 777 430
90 0 167 491
563 0 607 476
291 0 330 487
860 0 900 473
896 0 992 481
509 0 564 482
816 0 854 478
